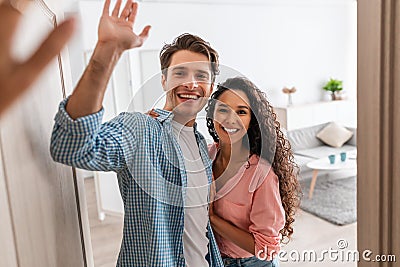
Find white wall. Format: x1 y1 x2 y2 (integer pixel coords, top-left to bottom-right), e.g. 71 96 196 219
74 0 357 107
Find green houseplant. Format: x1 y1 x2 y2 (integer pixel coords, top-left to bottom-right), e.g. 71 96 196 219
323 78 343 100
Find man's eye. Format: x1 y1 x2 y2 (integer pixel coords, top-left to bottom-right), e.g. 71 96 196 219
196 73 209 80
174 72 184 76
217 108 228 113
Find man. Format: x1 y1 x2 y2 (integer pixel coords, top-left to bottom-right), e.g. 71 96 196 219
50 0 223 266
0 0 75 115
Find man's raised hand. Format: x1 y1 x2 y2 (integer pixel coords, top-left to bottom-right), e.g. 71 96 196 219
98 0 151 53
65 0 151 119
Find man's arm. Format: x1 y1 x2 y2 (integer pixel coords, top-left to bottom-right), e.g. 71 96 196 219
50 0 150 171
50 103 138 172
66 0 150 119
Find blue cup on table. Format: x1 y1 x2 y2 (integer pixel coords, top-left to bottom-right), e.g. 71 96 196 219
328 154 336 164
340 152 347 162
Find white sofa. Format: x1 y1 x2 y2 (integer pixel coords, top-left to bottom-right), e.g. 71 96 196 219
286 122 357 177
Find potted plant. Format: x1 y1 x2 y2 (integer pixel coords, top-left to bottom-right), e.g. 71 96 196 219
323 78 343 100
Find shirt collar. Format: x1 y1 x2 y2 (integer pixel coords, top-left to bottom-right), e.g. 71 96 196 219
153 108 199 132
154 108 174 123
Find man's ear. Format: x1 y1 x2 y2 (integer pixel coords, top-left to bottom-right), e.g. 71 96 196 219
209 82 214 95
161 74 174 111
161 74 167 91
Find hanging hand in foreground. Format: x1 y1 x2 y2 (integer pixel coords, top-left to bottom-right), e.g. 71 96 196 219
0 1 75 116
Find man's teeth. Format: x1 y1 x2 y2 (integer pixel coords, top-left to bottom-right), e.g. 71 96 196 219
224 127 239 133
179 94 199 100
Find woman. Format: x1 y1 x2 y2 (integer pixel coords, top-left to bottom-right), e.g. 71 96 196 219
205 77 301 267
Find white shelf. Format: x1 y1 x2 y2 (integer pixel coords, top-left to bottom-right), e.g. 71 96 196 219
274 100 357 130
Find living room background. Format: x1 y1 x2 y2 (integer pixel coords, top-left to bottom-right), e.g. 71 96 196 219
68 0 357 108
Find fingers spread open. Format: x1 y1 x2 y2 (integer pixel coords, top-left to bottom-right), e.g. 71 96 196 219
18 17 76 86
138 25 151 40
0 2 22 51
111 0 122 17
133 25 151 47
128 2 138 23
120 0 133 20
102 0 111 16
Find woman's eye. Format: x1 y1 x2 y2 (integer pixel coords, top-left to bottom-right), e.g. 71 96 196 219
238 110 247 115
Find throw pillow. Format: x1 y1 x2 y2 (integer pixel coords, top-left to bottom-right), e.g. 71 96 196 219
316 122 354 148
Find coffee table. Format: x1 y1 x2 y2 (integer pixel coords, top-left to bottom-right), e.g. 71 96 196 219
306 155 357 199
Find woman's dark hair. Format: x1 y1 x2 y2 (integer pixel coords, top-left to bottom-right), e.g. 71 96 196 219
205 77 302 242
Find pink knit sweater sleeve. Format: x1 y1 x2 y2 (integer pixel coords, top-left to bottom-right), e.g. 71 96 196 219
248 170 285 260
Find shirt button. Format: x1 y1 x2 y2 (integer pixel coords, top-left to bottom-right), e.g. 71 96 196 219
180 253 184 258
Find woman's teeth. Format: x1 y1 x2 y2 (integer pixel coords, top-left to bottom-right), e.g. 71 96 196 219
179 94 199 100
223 127 239 133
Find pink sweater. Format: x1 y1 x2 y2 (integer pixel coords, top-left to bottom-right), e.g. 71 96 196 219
208 144 285 260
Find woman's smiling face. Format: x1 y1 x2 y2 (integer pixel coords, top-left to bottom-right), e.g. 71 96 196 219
213 89 252 145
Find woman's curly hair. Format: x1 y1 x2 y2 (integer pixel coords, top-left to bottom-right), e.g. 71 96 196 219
205 77 302 242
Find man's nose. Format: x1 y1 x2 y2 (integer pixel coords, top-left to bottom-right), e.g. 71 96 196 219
185 74 199 90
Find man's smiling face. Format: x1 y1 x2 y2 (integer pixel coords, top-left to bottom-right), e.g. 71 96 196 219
162 50 213 121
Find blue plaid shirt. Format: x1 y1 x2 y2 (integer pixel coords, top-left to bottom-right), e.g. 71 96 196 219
50 98 223 267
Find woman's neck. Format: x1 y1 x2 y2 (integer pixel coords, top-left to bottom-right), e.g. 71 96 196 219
218 141 249 164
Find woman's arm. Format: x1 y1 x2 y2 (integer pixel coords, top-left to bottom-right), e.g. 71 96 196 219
209 202 255 254
248 171 285 260
209 168 285 259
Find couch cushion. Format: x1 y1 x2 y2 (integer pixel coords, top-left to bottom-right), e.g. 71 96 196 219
287 123 329 151
346 127 357 146
316 122 354 148
295 145 356 159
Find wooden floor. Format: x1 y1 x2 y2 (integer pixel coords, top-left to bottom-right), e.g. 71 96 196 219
84 177 356 267
281 209 356 267
84 178 123 267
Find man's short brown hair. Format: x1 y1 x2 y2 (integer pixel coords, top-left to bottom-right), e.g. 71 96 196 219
159 33 220 82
